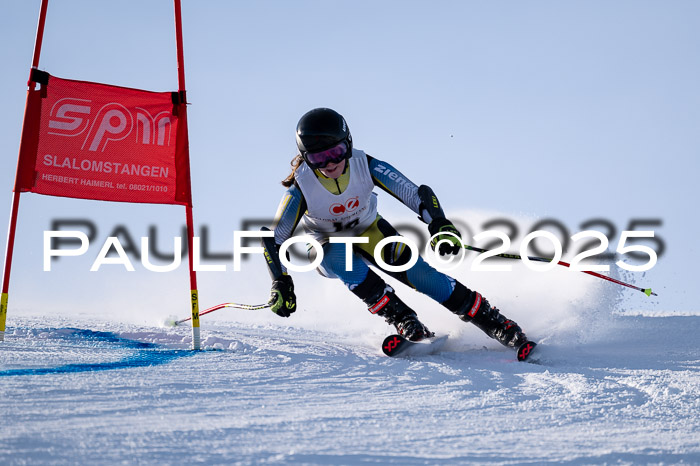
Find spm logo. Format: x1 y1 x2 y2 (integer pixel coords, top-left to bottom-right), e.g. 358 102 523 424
48 98 173 152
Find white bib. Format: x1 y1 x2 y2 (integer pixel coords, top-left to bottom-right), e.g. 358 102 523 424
295 149 378 241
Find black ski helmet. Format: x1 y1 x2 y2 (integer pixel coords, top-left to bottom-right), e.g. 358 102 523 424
296 108 353 162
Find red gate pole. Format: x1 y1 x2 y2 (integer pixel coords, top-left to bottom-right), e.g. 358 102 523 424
173 0 200 350
1 0 51 342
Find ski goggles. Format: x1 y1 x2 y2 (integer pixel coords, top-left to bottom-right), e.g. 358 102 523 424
304 142 348 169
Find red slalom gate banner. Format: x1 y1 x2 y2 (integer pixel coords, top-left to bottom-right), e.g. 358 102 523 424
2 0 202 349
15 73 192 206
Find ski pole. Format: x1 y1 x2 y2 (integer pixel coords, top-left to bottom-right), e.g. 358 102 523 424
169 228 285 327
460 243 657 297
171 297 275 326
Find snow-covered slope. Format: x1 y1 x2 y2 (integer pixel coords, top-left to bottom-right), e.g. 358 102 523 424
1 307 698 464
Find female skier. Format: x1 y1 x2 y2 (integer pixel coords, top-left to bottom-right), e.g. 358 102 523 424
267 107 529 352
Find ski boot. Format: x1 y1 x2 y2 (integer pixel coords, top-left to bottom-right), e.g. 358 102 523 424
373 289 432 341
443 282 528 348
470 296 527 348
351 271 432 341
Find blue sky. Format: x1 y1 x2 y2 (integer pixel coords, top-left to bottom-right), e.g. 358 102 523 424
0 1 698 318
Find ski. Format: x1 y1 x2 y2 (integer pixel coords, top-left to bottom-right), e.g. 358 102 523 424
382 334 537 361
516 340 538 362
381 333 448 358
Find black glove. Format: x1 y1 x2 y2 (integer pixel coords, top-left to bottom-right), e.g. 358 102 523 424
428 217 462 256
270 274 296 317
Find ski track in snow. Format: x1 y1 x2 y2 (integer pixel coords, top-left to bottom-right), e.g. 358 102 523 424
1 312 698 465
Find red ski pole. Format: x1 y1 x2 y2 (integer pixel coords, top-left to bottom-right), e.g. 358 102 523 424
170 298 275 326
461 244 657 297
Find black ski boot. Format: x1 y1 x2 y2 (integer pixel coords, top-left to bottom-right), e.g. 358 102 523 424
443 282 528 348
372 289 432 341
351 271 432 341
470 295 527 348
